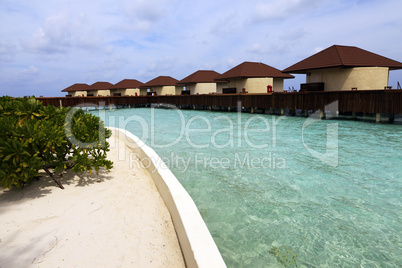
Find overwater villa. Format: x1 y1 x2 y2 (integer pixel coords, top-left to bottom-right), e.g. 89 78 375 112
214 61 294 93
61 83 90 97
177 70 227 95
108 79 145 96
86 82 113 96
142 76 183 95
283 45 402 91
60 45 402 97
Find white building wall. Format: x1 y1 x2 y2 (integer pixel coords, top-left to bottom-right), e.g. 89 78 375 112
70 91 87 97
226 77 285 93
188 83 217 94
307 67 389 91
154 86 183 95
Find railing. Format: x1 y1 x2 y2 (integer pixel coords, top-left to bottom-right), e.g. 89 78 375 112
37 90 402 114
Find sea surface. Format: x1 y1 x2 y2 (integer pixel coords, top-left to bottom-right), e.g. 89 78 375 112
90 107 402 267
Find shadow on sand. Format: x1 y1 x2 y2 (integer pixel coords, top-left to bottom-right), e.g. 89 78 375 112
0 168 113 212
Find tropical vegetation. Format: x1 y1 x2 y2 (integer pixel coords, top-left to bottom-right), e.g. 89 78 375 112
0 96 113 189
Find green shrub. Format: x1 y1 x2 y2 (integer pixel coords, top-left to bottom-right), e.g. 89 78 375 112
0 96 113 189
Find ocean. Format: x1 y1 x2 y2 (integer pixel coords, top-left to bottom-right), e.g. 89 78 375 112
90 107 401 267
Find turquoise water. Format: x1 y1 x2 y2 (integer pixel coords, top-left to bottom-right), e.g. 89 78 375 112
91 107 401 267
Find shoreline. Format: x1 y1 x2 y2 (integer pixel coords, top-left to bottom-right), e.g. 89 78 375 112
109 127 226 267
0 129 185 267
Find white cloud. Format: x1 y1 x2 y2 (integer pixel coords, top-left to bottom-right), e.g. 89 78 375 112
254 0 325 21
115 0 177 33
1 65 44 97
23 10 101 54
0 39 17 64
209 11 242 37
85 56 130 82
123 0 164 21
21 65 39 75
1 0 402 97
138 56 177 80
247 43 269 54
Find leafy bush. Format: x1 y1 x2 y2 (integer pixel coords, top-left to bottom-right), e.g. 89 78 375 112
0 96 113 189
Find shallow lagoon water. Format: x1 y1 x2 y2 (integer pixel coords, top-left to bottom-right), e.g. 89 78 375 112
91 107 401 267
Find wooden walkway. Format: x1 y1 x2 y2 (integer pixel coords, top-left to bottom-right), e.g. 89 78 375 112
38 90 402 115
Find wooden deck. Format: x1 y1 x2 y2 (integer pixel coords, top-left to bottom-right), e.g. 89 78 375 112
37 90 402 115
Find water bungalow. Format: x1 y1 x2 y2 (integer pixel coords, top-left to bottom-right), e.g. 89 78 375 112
61 83 90 97
283 45 402 91
142 76 183 95
54 45 402 122
86 82 113 97
214 61 294 93
108 79 145 96
177 70 227 95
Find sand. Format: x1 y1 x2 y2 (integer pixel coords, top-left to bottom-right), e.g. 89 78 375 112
0 129 185 267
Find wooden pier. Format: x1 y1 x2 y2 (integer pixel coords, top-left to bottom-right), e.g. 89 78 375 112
37 90 402 122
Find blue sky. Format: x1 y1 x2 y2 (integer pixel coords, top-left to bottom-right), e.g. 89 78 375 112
1 0 401 97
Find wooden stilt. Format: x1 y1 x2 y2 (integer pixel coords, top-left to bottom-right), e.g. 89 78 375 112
320 109 325 119
376 113 381 123
389 114 395 123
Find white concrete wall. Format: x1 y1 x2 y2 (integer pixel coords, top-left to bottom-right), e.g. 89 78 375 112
154 86 164 95
226 77 285 93
188 83 217 95
306 67 389 91
110 89 124 96
175 86 184 95
70 91 87 97
86 90 110 96
111 88 141 96
108 127 226 268
273 78 284 92
154 86 183 95
226 78 246 93
125 88 140 96
216 82 227 94
87 90 97 96
97 89 110 96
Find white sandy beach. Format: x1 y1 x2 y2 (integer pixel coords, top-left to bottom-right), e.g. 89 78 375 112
0 129 185 267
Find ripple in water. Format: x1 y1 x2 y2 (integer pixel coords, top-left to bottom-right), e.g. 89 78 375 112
92 107 402 267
